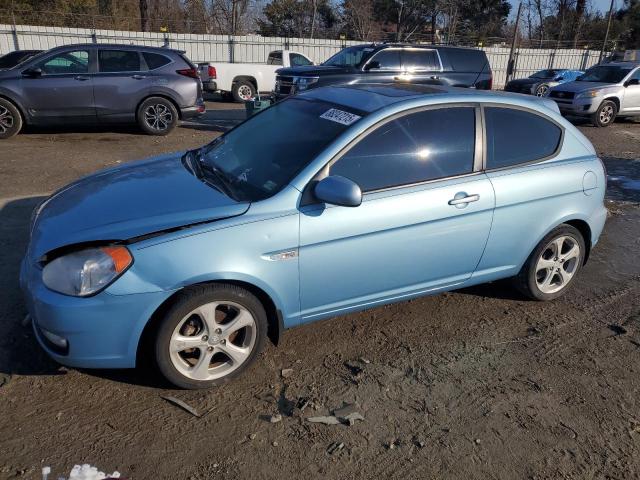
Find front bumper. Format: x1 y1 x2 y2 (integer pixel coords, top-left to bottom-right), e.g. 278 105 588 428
20 257 174 369
552 96 598 116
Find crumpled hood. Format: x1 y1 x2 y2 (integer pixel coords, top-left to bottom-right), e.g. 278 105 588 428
276 65 354 77
29 152 249 260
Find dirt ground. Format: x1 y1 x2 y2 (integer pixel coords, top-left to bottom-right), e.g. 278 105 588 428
1 101 640 480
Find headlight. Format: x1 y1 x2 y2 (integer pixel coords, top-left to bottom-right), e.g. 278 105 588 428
42 246 132 297
294 76 319 91
576 90 599 99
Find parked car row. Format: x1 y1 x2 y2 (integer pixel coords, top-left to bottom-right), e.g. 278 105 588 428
504 60 640 128
0 44 205 139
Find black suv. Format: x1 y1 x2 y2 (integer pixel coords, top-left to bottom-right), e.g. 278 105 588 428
273 44 492 99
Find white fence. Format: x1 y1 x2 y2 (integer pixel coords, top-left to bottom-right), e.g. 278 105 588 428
0 23 605 88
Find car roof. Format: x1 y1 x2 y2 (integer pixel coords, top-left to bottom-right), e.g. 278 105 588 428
300 83 559 114
600 61 640 67
41 43 184 54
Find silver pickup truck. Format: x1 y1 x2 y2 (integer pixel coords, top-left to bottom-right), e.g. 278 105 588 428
546 62 640 127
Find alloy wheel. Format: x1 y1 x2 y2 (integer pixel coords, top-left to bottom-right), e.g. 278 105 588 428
144 103 173 132
535 235 581 294
535 85 549 97
168 301 257 381
599 105 614 124
0 105 14 134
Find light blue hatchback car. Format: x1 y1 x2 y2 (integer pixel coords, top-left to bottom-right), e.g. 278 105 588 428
21 84 607 389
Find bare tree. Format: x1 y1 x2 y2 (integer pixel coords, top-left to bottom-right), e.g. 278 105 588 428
342 0 376 40
139 0 149 31
572 0 586 47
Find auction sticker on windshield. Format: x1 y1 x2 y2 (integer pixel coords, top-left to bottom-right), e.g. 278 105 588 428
320 109 361 126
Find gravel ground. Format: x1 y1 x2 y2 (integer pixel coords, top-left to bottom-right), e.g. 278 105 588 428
0 101 639 480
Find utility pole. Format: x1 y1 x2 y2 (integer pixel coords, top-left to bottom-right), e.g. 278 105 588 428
506 2 523 84
599 0 615 63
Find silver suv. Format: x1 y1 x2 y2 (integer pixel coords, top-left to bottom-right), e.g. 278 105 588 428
0 44 205 139
546 62 640 127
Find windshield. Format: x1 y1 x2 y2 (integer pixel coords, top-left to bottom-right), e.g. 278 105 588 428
577 65 632 83
323 45 374 67
198 98 365 201
0 51 39 69
531 69 559 79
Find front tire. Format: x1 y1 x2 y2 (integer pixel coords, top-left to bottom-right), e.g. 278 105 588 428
155 284 267 389
535 84 549 97
0 98 23 139
591 100 617 127
137 97 178 136
513 225 585 301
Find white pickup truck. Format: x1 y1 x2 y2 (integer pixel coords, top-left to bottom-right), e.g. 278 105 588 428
198 50 314 102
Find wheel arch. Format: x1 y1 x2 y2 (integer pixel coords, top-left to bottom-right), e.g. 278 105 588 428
136 94 183 120
564 218 592 264
232 75 258 91
602 96 620 112
524 217 593 271
0 93 27 123
136 279 284 368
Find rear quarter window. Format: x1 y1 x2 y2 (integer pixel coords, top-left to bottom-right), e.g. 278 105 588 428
485 107 562 169
144 52 172 70
267 52 283 65
442 48 487 72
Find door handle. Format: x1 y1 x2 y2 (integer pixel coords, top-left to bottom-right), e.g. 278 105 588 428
132 74 146 80
448 193 480 207
74 75 90 81
430 75 440 80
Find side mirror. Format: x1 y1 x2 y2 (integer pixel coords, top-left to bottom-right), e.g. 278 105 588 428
22 67 42 77
625 78 640 87
554 76 563 81
314 175 362 207
364 61 380 71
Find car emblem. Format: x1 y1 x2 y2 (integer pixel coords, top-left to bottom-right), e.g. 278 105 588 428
558 92 565 98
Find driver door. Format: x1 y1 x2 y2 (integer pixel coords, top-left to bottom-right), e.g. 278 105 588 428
621 68 640 113
298 105 495 322
20 48 96 124
361 48 403 85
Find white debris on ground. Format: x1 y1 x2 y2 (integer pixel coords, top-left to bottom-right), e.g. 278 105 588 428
66 464 121 479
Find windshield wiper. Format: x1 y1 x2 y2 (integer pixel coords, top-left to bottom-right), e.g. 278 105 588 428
193 147 237 200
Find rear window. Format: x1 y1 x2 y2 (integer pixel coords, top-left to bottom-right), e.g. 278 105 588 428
442 48 487 72
485 107 562 169
402 49 440 71
267 51 283 65
99 50 141 72
144 52 171 70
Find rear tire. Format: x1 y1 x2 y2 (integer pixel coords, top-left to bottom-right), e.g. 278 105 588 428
0 98 22 139
591 100 617 127
155 284 268 389
232 80 255 103
513 224 585 301
137 97 178 136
